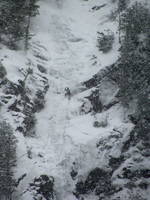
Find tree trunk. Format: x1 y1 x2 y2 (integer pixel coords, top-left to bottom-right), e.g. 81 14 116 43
25 0 31 50
25 13 31 50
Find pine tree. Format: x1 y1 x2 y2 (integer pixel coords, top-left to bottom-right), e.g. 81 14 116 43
118 0 129 12
0 0 39 49
120 2 150 43
19 0 39 50
115 2 150 104
0 121 17 200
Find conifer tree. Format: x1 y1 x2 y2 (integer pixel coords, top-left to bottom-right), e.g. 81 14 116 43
0 0 39 49
0 121 17 200
115 3 150 103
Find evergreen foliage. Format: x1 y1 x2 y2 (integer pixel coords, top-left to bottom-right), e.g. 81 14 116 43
0 121 17 200
0 62 7 79
97 30 114 53
109 2 150 109
118 0 129 12
0 0 39 49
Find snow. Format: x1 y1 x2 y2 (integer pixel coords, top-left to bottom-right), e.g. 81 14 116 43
0 0 133 199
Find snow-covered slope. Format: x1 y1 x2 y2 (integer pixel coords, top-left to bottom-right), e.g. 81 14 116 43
0 0 149 200
16 0 121 199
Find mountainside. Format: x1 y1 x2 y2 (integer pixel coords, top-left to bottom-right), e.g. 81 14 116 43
0 0 149 200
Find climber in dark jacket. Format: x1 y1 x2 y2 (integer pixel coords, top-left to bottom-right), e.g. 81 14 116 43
65 87 71 100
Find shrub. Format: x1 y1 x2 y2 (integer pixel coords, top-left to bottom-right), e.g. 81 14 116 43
97 30 114 53
75 168 112 196
23 114 36 137
87 89 103 113
0 62 7 79
33 90 45 112
29 175 56 200
93 119 107 128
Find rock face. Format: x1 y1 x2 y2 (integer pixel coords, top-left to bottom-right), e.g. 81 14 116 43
70 58 149 200
71 66 149 199
73 121 150 200
1 77 48 136
0 48 49 137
